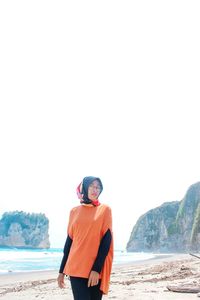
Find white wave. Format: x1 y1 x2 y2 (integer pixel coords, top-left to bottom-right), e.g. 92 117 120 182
113 251 155 263
0 250 62 261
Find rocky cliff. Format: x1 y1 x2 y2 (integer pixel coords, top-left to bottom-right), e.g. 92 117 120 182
127 182 200 252
0 211 50 249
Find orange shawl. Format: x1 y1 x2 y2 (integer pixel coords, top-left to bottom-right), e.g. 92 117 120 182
63 204 113 294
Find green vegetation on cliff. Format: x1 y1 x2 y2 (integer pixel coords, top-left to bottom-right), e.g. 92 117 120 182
0 211 50 249
127 181 200 252
191 202 200 246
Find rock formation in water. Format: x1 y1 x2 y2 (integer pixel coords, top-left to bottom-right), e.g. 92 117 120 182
0 211 50 249
127 182 200 252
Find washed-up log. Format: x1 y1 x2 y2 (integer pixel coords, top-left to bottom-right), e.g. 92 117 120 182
167 285 200 293
189 253 200 260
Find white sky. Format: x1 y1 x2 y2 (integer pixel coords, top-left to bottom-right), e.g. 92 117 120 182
0 1 200 250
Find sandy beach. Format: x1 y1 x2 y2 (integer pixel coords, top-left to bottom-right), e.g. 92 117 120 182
1 254 200 299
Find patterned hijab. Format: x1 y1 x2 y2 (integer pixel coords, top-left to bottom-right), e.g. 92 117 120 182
76 176 103 206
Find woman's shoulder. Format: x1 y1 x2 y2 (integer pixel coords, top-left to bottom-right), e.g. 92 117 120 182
70 205 82 214
69 204 111 214
99 203 112 212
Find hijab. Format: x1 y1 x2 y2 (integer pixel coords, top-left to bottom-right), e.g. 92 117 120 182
76 176 103 206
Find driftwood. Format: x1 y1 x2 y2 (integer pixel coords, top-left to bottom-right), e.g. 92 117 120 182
166 253 200 294
167 285 200 293
167 253 200 294
189 253 200 260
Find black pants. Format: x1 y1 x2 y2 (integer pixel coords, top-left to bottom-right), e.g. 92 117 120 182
70 276 103 300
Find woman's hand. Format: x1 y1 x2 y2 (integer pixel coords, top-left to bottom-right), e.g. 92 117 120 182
88 271 100 287
57 273 66 289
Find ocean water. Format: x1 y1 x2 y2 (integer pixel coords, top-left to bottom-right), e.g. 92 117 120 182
0 248 155 274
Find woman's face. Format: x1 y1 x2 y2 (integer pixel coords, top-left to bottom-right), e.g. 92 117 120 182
88 180 101 201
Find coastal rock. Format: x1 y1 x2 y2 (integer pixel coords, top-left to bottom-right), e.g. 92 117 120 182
127 182 200 252
0 211 50 249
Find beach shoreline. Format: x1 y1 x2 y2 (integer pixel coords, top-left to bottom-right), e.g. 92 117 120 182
0 253 199 299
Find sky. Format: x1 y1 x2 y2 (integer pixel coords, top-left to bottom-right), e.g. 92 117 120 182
0 1 200 250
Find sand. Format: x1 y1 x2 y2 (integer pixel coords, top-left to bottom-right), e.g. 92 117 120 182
1 254 200 299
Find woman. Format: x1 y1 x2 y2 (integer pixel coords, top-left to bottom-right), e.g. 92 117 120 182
57 176 113 300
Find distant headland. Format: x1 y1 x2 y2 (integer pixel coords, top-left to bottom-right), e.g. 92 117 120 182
127 181 200 253
0 211 50 249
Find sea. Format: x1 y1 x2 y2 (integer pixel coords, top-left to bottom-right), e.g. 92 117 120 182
0 248 156 274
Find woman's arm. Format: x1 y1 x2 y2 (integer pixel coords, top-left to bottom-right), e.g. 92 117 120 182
57 235 73 288
59 234 73 273
92 228 112 273
88 229 112 287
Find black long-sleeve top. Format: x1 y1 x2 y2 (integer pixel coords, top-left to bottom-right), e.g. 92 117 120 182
59 228 112 274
